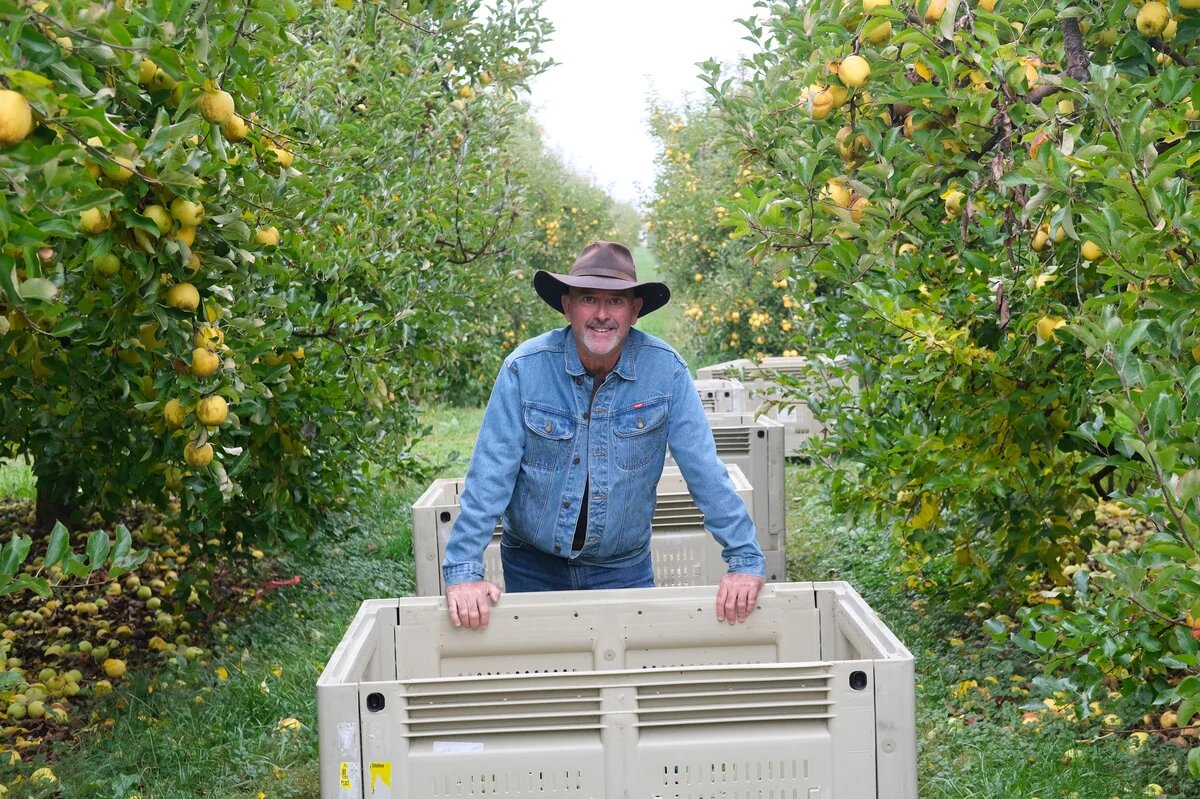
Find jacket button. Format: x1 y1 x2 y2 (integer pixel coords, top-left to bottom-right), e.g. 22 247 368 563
545 421 553 433
562 501 570 509
573 457 580 464
554 545 561 553
637 418 645 429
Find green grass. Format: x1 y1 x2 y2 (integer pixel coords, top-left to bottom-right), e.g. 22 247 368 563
411 404 486 478
46 490 418 799
632 245 680 341
37 410 1194 798
0 456 35 500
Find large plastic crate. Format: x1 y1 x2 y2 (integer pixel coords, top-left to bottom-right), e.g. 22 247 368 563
697 357 858 456
666 411 786 550
693 378 748 413
316 581 917 799
411 464 783 596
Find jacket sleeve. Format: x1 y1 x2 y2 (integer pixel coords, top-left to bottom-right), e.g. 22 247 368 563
442 360 526 585
665 365 766 577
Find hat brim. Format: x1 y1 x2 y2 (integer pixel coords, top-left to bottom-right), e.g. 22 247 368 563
533 271 671 317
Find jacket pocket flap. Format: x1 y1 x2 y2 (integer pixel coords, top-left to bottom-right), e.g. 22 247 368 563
613 400 668 437
523 405 575 440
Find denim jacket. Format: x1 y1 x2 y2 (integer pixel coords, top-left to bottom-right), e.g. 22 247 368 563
442 326 765 585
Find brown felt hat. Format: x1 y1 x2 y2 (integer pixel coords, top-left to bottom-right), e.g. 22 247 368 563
534 241 671 316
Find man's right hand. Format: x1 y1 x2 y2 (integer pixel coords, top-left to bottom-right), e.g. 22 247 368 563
445 581 502 629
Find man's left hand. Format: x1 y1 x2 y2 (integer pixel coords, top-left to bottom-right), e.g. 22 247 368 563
715 572 765 624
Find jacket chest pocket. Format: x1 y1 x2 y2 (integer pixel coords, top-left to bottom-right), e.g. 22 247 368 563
613 400 668 471
523 405 576 471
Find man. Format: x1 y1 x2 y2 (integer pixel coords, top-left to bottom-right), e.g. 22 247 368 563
442 241 765 629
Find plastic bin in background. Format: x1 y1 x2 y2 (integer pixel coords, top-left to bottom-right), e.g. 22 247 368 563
693 377 748 413
697 356 859 456
316 581 917 799
666 411 785 552
410 464 784 596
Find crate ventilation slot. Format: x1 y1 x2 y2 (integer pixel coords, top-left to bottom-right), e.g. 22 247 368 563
635 674 832 728
404 684 604 738
712 429 753 455
657 760 814 798
400 667 833 738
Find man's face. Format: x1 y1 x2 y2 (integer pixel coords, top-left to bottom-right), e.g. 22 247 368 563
561 287 643 360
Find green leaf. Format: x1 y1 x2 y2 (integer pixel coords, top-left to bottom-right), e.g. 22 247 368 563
0 535 31 577
1177 469 1200 503
44 522 69 568
85 530 110 570
51 316 82 336
111 524 133 565
63 556 90 580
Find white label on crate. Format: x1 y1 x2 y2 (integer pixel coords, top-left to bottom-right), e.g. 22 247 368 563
337 721 359 755
432 741 485 753
338 761 361 798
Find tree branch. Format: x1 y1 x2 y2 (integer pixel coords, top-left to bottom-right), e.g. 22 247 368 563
1148 37 1194 68
1026 18 1090 103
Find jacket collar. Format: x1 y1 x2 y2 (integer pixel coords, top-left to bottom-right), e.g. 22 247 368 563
562 326 639 381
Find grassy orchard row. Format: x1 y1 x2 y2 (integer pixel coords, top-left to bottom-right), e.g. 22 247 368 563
0 0 561 778
649 0 1200 764
0 0 637 784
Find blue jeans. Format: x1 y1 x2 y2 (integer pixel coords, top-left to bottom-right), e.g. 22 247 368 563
500 532 655 592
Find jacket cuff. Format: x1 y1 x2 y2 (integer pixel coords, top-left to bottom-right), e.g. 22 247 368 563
443 563 486 585
726 555 767 578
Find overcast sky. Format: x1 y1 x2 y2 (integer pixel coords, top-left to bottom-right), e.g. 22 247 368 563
526 0 760 210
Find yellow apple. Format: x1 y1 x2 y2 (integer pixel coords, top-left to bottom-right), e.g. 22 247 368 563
1137 2 1170 37
197 89 235 125
0 90 34 147
838 55 871 89
196 395 228 426
944 189 966 218
170 197 204 226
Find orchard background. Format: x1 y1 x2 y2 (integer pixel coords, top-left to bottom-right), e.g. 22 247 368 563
1 0 1199 794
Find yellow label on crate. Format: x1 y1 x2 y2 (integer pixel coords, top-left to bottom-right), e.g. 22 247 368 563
340 762 352 789
370 761 393 791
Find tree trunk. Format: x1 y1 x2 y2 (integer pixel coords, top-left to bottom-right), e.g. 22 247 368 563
35 473 80 534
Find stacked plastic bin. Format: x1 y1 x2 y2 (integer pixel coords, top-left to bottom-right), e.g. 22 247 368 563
665 411 787 582
693 377 748 413
697 355 859 456
411 464 756 595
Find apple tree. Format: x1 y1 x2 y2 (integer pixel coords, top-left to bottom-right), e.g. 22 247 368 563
0 0 555 556
687 0 1200 744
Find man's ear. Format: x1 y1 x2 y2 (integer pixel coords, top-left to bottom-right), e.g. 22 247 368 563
632 295 644 320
